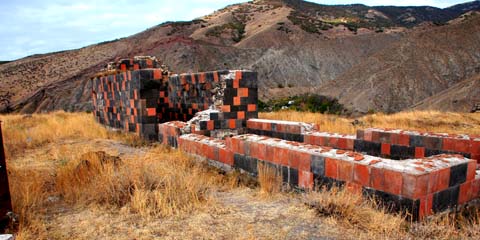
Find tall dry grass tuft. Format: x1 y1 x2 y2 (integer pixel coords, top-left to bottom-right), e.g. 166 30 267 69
55 146 224 218
8 167 53 227
409 207 480 239
305 187 406 237
260 110 480 135
257 162 282 196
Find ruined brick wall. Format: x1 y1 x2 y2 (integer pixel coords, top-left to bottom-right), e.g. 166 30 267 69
158 118 480 220
91 57 168 140
167 70 258 131
91 57 258 139
92 56 479 220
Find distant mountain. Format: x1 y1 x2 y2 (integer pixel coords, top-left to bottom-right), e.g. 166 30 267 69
1 0 479 114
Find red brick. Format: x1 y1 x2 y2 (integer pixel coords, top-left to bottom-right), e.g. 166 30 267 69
304 134 314 145
316 136 326 146
383 169 403 195
265 145 275 162
219 148 234 166
443 138 456 152
353 163 370 187
299 170 314 190
231 138 245 155
454 139 471 153
398 134 410 146
261 122 272 131
257 143 267 160
364 130 373 141
402 173 429 199
249 142 260 160
419 194 434 220
288 151 300 169
238 88 248 97
221 105 231 112
247 104 257 112
297 151 311 172
274 147 289 166
415 147 425 158
233 97 241 106
467 161 477 181
207 120 214 130
329 137 338 148
428 168 450 193
234 71 241 88
275 123 285 132
225 137 233 150
471 154 480 164
246 120 255 129
337 160 354 182
325 158 338 179
470 139 480 155
153 69 162 80
458 181 473 204
381 143 391 156
284 124 298 134
472 179 480 199
346 139 354 150
237 111 245 119
228 119 236 129
271 147 281 164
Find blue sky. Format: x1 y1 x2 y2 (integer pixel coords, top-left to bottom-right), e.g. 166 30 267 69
0 0 471 61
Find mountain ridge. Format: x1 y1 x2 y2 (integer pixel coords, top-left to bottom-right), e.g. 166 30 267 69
1 0 480 114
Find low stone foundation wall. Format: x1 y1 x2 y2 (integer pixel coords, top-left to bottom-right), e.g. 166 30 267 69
91 56 479 220
157 118 480 220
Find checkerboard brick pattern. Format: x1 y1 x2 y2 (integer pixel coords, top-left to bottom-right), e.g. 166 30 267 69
91 56 258 139
91 57 479 221
356 128 479 162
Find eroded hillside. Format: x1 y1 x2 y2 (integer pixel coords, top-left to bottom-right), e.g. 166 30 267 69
1 0 479 114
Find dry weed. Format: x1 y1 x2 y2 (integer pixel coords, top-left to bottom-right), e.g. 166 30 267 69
305 187 406 238
257 162 282 196
260 110 480 135
0 111 143 158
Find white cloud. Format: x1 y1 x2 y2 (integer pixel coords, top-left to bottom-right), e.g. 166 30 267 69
0 0 469 60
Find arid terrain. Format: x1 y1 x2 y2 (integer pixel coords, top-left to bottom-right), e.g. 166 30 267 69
1 0 480 114
1 111 480 239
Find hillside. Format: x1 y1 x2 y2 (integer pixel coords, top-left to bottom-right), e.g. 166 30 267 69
1 0 480 114
412 73 480 112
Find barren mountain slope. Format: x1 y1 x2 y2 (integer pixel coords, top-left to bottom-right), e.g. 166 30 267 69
412 74 480 112
1 0 479 113
318 15 480 114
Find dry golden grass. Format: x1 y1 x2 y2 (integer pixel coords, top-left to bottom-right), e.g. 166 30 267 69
260 110 480 135
10 145 231 238
257 162 283 196
1 111 147 159
2 110 480 239
260 111 356 134
305 187 406 238
305 187 480 239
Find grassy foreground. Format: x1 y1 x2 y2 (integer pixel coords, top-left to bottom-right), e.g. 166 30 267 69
1 111 479 239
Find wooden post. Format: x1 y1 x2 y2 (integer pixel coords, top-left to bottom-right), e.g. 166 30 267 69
0 121 12 232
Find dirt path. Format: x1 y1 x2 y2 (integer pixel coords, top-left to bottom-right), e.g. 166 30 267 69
43 188 341 239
